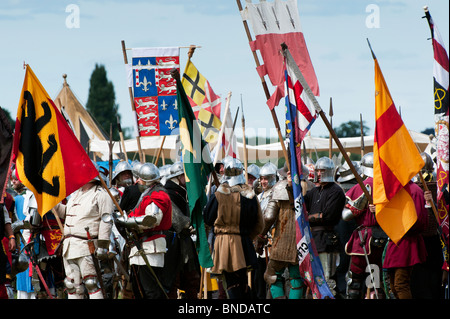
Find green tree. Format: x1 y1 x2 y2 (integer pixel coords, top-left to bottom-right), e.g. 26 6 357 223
86 64 120 140
334 120 370 138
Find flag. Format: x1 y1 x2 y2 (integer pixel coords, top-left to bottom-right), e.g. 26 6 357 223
222 104 238 158
182 60 222 143
284 47 318 141
424 8 449 253
0 107 13 202
12 66 99 216
370 49 425 244
242 0 319 109
175 70 214 268
283 52 334 299
132 47 180 136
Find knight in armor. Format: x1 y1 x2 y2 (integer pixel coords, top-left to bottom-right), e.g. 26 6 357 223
119 161 145 213
253 162 277 299
53 163 114 299
246 163 260 188
304 157 346 296
163 161 201 299
257 164 306 299
117 162 172 299
204 158 264 299
341 153 386 299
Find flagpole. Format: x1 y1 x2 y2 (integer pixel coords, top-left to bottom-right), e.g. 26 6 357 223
281 43 372 203
241 94 249 183
117 116 128 162
121 40 145 163
360 113 365 157
236 0 291 173
329 97 333 158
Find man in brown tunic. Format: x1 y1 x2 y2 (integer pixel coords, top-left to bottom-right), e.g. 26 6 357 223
204 158 264 299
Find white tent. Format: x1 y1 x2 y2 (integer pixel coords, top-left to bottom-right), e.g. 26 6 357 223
88 130 432 164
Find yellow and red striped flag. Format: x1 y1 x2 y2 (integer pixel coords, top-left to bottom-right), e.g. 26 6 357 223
371 47 425 244
12 65 99 216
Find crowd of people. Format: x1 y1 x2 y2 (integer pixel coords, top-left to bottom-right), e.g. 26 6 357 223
0 151 448 300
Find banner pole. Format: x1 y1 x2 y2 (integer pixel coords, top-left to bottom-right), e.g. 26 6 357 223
121 40 145 162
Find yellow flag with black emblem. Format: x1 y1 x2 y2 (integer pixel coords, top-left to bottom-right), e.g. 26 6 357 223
182 60 222 144
12 65 99 216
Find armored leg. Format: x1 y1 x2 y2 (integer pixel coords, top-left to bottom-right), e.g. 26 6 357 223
63 258 85 299
84 275 103 299
287 264 305 299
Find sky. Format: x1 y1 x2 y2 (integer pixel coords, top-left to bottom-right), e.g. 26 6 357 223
0 0 448 144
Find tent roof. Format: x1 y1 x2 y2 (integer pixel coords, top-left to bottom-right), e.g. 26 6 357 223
53 74 111 160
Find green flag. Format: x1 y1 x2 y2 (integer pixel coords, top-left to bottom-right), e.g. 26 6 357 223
173 70 214 268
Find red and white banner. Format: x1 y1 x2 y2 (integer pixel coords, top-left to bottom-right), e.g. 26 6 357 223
242 0 319 109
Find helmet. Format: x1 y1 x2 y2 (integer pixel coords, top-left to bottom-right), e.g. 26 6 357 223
301 164 310 181
337 161 362 183
246 164 260 179
131 161 143 179
138 163 160 184
259 162 278 187
220 158 246 186
420 152 434 173
360 152 374 178
112 161 133 185
91 160 108 184
314 157 335 183
167 161 184 180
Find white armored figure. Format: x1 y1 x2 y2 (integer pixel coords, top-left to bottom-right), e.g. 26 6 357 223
53 163 114 299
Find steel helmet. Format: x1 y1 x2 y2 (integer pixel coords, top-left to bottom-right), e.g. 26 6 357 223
246 164 260 179
314 157 335 183
112 161 133 185
167 161 184 180
91 160 108 184
220 158 246 186
360 152 374 178
138 163 160 184
131 161 143 179
337 161 362 183
259 162 278 187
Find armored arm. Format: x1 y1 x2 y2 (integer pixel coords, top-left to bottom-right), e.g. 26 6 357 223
261 200 280 236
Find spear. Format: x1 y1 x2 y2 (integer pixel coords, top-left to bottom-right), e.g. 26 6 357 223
117 115 128 162
329 97 333 158
281 43 372 203
360 113 365 157
241 94 249 183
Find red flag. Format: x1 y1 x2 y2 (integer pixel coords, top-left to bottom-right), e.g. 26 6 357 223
12 65 98 216
242 0 319 109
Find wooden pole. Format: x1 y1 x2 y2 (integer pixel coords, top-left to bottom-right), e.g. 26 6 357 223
236 0 290 173
281 43 372 203
360 113 365 158
329 97 333 158
117 116 128 162
153 136 166 166
241 94 249 183
121 40 144 162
